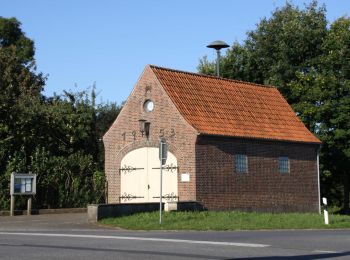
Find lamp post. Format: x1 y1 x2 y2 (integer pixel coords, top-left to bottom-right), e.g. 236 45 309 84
207 40 229 77
159 138 167 224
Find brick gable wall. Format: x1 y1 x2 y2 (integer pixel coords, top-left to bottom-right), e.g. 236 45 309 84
103 66 198 203
195 135 320 212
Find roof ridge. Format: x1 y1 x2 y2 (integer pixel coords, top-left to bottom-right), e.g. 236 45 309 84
149 64 275 89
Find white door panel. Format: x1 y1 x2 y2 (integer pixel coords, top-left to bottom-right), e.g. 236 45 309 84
120 147 178 203
148 148 178 202
120 148 148 202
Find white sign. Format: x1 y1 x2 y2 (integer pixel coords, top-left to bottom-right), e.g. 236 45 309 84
181 173 190 182
159 139 167 166
10 173 37 195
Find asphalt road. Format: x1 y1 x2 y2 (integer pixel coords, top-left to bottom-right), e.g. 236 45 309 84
0 213 349 259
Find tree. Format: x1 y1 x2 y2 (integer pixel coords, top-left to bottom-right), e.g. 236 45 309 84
290 17 350 213
0 17 35 64
95 101 121 169
0 17 45 206
1 87 119 209
0 17 121 209
0 16 44 149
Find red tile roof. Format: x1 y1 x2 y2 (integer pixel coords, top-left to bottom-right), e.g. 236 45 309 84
150 65 321 144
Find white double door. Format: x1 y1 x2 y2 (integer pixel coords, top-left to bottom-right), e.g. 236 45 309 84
120 147 178 203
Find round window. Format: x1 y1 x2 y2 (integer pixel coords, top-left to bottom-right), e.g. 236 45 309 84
143 100 154 112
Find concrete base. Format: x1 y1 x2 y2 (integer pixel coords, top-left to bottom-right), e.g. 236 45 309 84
88 201 204 222
88 203 160 222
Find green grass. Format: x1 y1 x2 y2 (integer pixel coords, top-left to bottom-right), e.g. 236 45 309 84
100 211 350 230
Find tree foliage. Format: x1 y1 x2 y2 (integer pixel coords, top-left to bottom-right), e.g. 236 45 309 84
0 17 34 64
290 17 350 213
0 17 121 210
198 1 350 213
200 1 327 99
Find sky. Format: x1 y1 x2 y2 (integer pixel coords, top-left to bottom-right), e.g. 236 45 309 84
1 0 349 104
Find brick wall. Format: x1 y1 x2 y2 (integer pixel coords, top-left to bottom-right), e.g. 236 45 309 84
103 66 198 203
195 135 320 212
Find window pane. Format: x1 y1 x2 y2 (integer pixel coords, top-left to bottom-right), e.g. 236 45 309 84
279 156 289 173
236 154 248 173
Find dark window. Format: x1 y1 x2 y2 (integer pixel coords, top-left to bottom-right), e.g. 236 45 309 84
279 156 290 173
235 154 248 173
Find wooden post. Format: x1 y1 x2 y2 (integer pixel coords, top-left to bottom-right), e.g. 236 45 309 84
105 180 108 204
10 195 15 216
27 197 32 215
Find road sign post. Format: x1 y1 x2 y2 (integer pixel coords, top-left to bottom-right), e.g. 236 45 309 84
159 138 167 224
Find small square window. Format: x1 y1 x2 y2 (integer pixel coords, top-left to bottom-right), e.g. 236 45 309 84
235 154 248 173
279 156 290 173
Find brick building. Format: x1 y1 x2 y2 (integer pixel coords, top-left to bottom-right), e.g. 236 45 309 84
103 65 321 212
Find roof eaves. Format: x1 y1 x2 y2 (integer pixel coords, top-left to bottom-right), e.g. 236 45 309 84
197 132 322 145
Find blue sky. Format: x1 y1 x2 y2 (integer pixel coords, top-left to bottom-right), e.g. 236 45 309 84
1 0 349 104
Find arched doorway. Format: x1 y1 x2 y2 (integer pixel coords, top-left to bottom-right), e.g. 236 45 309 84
119 147 178 203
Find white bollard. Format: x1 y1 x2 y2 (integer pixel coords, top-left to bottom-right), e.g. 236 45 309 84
324 209 329 225
322 197 329 225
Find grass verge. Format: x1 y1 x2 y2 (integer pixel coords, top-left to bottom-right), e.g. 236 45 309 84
100 211 350 231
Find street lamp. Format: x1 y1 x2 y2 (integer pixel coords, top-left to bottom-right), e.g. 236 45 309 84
207 40 229 77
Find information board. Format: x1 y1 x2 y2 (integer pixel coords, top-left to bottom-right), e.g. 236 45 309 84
10 173 37 195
